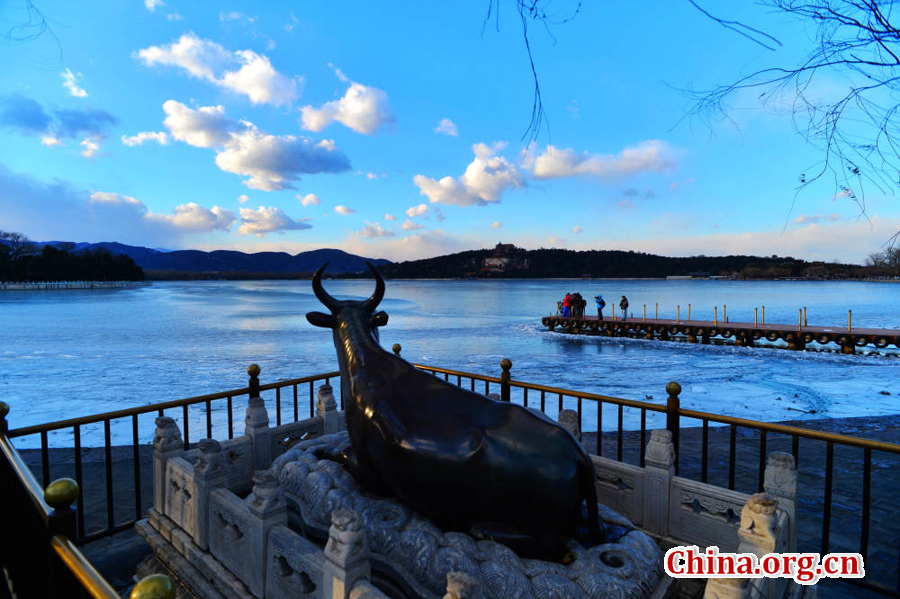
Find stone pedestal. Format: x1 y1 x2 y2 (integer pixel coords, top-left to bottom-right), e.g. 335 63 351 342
193 439 227 550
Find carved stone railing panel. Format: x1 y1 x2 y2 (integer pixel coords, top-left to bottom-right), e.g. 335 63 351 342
219 436 255 492
164 458 197 538
208 488 256 595
590 456 644 526
265 524 323 599
668 477 748 552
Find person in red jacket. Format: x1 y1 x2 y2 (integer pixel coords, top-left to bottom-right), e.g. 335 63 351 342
563 293 572 317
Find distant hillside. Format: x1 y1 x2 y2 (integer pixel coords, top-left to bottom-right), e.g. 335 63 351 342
38 241 391 277
381 247 864 279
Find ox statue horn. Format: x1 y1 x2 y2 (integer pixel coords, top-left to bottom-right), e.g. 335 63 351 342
306 262 610 560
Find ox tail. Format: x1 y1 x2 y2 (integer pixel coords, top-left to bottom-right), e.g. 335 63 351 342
579 454 603 545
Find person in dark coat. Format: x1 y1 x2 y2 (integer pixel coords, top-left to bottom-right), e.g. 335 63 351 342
619 295 629 321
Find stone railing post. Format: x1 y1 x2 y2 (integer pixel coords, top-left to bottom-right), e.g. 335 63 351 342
500 359 512 402
665 382 681 474
643 429 675 537
192 439 227 550
153 417 184 514
444 571 484 599
764 452 797 552
246 470 287 598
558 409 581 442
317 384 340 435
321 509 370 599
706 492 781 599
245 365 271 471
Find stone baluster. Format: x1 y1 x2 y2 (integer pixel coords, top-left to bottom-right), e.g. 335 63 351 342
643 429 675 536
443 571 484 599
317 383 340 435
246 470 287 597
153 417 184 514
322 509 371 599
558 409 581 442
245 396 271 471
192 439 227 550
705 492 782 599
764 452 797 553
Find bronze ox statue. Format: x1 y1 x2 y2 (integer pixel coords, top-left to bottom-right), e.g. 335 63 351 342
306 263 610 560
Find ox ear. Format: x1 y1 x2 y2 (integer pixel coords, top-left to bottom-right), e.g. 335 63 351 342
306 311 335 328
370 311 389 328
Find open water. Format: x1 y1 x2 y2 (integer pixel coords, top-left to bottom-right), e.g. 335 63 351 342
2 278 899 446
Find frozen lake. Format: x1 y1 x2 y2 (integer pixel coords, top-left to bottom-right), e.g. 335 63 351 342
2 278 899 446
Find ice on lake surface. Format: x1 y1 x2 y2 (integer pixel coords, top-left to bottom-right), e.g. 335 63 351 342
1 278 899 447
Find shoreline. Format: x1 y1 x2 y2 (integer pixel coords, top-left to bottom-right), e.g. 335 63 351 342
0 281 150 291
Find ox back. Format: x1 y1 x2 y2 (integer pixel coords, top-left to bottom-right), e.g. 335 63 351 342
306 262 607 560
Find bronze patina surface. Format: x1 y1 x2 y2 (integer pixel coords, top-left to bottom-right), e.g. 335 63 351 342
306 262 608 560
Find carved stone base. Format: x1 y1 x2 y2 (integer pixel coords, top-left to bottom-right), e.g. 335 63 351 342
271 432 665 599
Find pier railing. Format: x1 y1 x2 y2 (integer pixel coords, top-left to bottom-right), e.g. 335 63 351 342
4 357 899 595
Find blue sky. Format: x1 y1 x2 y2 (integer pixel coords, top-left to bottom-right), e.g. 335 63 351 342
1 1 897 263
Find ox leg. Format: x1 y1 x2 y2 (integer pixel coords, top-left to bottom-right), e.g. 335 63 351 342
312 445 392 496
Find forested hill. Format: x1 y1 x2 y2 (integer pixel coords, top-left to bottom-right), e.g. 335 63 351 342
380 248 863 279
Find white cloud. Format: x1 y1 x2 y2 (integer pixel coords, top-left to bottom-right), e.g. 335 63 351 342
434 207 446 222
237 206 311 236
61 69 87 98
216 128 350 191
572 225 583 234
284 12 300 32
548 237 567 246
301 81 394 135
524 140 675 180
402 219 423 231
90 191 143 207
144 0 164 12
384 213 396 221
435 118 458 136
405 203 429 218
334 205 355 215
146 202 235 231
167 13 182 21
162 101 235 148
366 171 378 180
121 131 169 146
490 221 502 229
80 138 100 158
238 194 250 204
413 142 524 206
137 33 299 106
356 222 395 238
161 101 351 190
90 190 234 234
793 213 841 225
41 135 61 147
219 12 255 23
299 193 320 206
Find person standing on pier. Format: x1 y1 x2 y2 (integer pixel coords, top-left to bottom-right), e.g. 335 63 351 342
563 292 572 317
619 295 629 321
595 295 605 320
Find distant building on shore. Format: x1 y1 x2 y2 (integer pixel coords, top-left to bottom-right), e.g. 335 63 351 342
480 243 530 275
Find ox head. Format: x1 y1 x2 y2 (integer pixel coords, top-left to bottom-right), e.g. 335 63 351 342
306 262 389 337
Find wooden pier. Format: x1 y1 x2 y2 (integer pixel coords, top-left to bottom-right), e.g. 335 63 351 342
541 314 900 354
